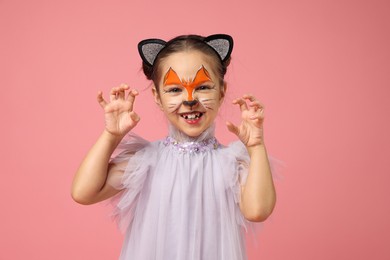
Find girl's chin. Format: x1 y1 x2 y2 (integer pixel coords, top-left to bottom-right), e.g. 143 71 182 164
172 124 209 138
179 128 205 137
167 114 215 138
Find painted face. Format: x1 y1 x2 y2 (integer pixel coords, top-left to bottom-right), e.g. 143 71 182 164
154 51 225 137
163 65 212 101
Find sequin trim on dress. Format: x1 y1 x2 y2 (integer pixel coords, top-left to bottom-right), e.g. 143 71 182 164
163 136 220 154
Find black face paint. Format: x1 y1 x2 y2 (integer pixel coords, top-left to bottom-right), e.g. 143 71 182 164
182 100 199 110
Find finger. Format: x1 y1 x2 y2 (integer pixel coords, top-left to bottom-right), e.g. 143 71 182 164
97 91 107 108
250 112 265 120
242 94 256 102
250 105 265 117
126 89 139 111
249 111 265 126
118 84 130 100
129 111 140 122
110 87 118 102
226 121 239 136
117 87 125 100
232 98 248 112
249 100 265 110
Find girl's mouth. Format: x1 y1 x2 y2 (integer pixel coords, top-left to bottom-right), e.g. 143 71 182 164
180 112 204 121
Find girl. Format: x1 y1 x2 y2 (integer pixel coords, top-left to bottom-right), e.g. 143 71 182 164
72 34 276 260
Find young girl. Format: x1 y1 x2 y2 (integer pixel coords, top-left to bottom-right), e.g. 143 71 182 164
72 34 276 260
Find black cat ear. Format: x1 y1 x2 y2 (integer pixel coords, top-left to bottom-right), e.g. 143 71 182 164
138 39 167 67
204 34 234 62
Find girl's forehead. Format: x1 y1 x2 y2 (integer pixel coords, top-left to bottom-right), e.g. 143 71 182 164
160 51 217 80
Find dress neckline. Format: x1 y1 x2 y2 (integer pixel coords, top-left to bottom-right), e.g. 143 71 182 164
163 123 220 153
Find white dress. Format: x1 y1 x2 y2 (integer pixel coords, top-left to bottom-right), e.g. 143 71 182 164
108 125 260 260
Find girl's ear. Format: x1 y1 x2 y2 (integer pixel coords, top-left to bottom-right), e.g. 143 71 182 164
222 82 227 97
152 86 163 109
220 82 227 103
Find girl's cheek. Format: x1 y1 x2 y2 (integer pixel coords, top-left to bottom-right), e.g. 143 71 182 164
197 91 220 109
163 95 183 113
199 99 217 109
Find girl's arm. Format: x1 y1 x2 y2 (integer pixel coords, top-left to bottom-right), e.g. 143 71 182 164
71 85 140 205
72 130 125 204
227 94 276 222
241 144 276 222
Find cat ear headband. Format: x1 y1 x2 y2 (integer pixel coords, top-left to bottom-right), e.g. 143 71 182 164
138 34 234 67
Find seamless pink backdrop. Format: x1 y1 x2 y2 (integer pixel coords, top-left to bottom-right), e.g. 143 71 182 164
1 0 389 259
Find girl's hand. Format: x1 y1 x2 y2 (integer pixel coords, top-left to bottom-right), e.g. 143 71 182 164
226 94 265 147
97 84 140 137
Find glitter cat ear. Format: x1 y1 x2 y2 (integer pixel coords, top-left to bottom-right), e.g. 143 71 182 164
138 39 167 67
204 34 234 62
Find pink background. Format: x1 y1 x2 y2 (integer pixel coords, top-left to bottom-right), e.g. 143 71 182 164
1 0 389 259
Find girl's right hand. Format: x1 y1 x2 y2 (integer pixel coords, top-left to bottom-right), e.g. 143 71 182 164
97 84 140 137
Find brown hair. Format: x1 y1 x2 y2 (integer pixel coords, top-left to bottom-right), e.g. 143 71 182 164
142 35 231 90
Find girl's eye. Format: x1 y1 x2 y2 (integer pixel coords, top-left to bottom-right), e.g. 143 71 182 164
165 87 182 93
196 85 211 91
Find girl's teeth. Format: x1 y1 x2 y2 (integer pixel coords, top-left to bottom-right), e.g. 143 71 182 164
183 112 201 120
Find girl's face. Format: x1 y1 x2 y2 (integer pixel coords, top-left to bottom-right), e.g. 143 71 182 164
153 50 225 137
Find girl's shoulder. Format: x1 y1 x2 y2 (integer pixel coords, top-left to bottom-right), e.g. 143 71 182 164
110 132 150 163
219 140 250 160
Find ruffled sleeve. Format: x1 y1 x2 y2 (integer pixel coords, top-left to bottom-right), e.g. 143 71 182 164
221 141 251 231
226 141 282 188
105 132 149 190
106 132 151 232
222 140 282 235
227 141 251 186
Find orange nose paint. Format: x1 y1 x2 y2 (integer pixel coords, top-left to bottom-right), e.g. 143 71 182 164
163 66 213 101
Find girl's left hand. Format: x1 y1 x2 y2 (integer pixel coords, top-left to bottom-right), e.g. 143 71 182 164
226 94 265 147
